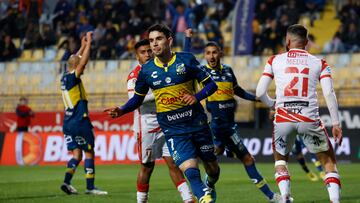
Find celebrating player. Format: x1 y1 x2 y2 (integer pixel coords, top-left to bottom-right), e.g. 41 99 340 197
60 32 107 195
189 40 282 203
256 24 342 203
105 24 220 203
127 39 193 203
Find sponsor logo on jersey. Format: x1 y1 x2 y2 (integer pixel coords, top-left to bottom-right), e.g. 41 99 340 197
153 80 162 86
166 109 193 121
159 90 188 105
219 102 235 109
176 63 186 75
200 144 214 152
215 89 234 95
151 71 158 78
165 77 172 83
221 76 226 80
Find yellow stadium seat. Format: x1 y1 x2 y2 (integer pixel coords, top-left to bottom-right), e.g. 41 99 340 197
5 62 18 73
18 50 33 62
350 53 360 67
12 38 21 48
56 49 66 61
33 49 44 61
94 61 106 72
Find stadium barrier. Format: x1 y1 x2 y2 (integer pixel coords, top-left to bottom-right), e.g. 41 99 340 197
0 107 359 165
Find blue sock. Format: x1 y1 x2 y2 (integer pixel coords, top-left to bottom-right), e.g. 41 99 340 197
64 158 80 184
84 158 95 190
297 157 310 173
311 154 324 172
245 163 274 199
184 168 207 200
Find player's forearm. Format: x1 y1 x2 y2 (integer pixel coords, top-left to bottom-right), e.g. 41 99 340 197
120 94 145 114
256 76 275 107
321 78 340 125
195 79 217 101
78 41 91 67
184 37 191 52
234 86 256 101
76 43 86 56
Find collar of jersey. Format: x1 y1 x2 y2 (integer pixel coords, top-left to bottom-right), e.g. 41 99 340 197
288 48 307 53
206 63 223 71
154 53 176 72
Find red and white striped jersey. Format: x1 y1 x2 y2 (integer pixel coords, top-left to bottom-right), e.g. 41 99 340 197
127 65 159 134
262 48 332 123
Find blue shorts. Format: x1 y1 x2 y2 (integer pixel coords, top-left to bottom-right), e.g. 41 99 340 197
213 128 249 159
165 128 217 166
63 118 94 151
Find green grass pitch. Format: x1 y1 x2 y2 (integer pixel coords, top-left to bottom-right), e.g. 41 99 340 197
0 163 359 203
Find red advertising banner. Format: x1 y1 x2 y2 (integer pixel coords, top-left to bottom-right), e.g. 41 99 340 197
0 131 140 165
0 112 134 133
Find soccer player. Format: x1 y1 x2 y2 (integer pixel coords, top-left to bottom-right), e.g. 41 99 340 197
60 32 107 195
193 41 281 203
105 24 220 203
128 39 193 203
256 24 342 203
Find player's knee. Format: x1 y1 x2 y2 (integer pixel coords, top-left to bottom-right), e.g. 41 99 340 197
141 162 155 174
214 146 224 156
72 149 83 161
204 161 220 177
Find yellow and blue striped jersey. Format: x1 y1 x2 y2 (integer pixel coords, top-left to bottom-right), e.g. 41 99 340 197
134 52 211 135
60 70 89 122
203 64 238 132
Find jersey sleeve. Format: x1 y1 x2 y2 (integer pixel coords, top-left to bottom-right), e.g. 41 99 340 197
127 77 136 99
319 59 332 80
262 55 275 79
134 68 149 96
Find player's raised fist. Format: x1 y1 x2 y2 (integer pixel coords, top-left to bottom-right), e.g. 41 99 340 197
184 28 193 38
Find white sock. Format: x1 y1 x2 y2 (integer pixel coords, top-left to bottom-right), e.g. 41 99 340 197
324 172 341 203
177 180 193 203
137 191 148 203
275 161 291 202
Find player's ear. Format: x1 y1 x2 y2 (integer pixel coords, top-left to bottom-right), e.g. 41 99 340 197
304 39 309 47
168 36 173 47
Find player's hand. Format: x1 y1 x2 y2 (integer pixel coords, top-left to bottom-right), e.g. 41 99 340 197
182 94 197 105
86 31 93 43
104 106 124 118
81 36 87 46
332 124 343 146
184 28 193 38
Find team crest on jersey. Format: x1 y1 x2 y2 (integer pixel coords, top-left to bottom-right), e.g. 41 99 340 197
176 63 186 75
165 77 172 83
151 71 158 78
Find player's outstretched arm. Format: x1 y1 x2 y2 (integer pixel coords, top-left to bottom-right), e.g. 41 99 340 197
256 75 275 107
183 28 193 52
76 31 92 76
104 94 145 118
320 76 342 145
76 35 87 56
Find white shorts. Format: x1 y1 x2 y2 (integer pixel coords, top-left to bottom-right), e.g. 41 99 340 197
135 129 170 164
273 120 331 156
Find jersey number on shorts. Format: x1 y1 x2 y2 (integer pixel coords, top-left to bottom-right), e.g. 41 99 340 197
284 67 309 97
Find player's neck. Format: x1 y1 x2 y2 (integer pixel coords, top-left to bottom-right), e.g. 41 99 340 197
156 51 173 66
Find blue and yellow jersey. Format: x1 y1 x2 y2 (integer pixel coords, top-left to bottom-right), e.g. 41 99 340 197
60 70 89 122
202 64 238 132
134 52 211 135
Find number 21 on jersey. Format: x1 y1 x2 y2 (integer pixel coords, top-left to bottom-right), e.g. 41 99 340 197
284 67 309 97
